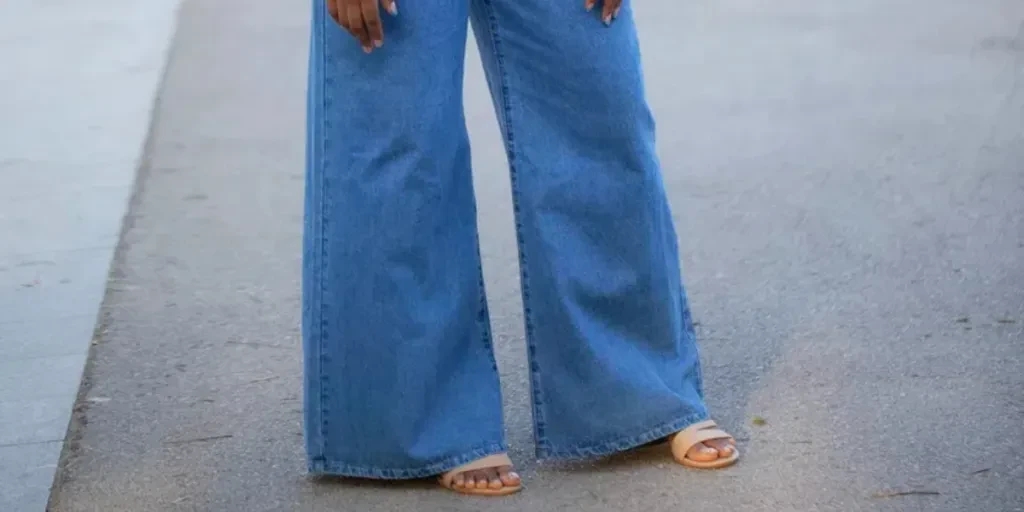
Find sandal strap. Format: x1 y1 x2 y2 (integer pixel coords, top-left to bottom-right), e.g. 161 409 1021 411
440 453 513 488
671 420 734 454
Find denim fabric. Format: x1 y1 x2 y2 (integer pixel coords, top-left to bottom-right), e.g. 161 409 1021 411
304 0 709 479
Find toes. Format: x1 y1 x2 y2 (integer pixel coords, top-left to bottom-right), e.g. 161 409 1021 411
488 476 504 489
451 466 520 492
707 438 735 457
462 471 480 489
474 470 491 489
686 442 719 462
481 468 503 490
498 466 521 487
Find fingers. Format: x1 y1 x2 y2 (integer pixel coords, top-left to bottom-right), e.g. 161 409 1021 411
600 0 622 26
327 0 398 54
346 3 373 53
361 0 384 49
586 0 622 26
326 0 341 24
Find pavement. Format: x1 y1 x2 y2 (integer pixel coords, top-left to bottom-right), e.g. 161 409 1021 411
0 1 180 510
24 0 1024 510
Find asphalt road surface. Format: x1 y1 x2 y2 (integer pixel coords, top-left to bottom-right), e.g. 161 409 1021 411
50 0 1023 510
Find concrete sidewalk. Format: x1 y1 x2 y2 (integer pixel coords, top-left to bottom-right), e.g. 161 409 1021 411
0 2 180 510
48 0 1024 511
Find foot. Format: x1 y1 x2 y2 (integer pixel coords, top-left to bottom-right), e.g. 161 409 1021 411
451 465 521 492
670 419 739 468
683 437 737 463
440 453 522 496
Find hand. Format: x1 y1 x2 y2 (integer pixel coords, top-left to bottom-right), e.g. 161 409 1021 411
584 0 622 26
326 0 398 53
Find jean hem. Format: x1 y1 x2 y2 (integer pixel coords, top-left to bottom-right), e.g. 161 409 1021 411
307 442 509 480
535 410 709 460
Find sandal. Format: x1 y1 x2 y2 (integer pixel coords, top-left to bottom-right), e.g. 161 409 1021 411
439 453 522 496
670 419 740 469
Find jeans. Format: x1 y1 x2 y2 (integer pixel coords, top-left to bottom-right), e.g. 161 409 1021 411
303 0 709 479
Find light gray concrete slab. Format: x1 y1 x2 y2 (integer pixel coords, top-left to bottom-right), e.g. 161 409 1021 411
0 442 65 512
49 0 1024 511
0 397 74 446
0 354 87 402
0 0 182 510
0 189 128 256
0 315 98 360
0 248 116 325
0 2 180 166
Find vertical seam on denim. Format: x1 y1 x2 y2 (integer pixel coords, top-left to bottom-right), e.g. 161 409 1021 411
679 276 703 398
474 252 505 427
315 1 330 461
477 0 548 447
662 159 703 398
683 282 704 399
690 303 705 400
476 254 498 372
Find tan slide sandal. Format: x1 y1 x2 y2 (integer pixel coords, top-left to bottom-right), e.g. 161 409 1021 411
439 453 522 496
670 419 740 469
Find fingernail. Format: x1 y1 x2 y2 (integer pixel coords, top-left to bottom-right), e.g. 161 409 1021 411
603 14 612 25
388 3 398 15
363 46 372 54
614 7 620 18
374 39 383 48
585 2 593 11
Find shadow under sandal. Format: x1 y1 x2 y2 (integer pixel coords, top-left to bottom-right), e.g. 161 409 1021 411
439 454 523 496
671 419 740 469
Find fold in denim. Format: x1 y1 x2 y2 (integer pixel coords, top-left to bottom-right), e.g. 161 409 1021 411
303 0 709 479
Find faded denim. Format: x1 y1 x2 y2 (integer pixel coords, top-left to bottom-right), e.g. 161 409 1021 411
303 0 709 479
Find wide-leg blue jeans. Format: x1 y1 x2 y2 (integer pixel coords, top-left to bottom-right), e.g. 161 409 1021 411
303 0 709 479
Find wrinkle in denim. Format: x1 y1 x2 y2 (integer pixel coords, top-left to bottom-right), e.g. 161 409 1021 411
303 0 709 479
